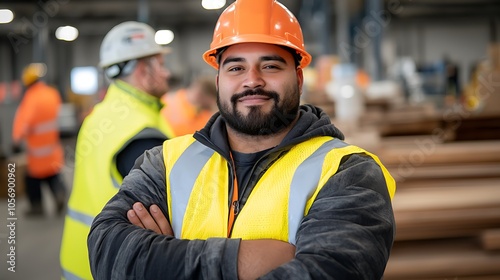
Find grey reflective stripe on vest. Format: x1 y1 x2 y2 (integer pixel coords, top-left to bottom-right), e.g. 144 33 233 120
170 141 214 237
33 119 58 134
62 269 84 280
287 138 349 245
67 207 94 227
111 175 121 189
29 143 58 157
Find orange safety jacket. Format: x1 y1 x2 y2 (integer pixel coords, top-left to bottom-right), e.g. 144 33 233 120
12 81 64 178
161 89 214 136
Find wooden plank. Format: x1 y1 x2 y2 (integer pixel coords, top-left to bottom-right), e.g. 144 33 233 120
393 185 500 240
395 210 500 240
394 276 500 280
481 229 500 251
396 178 500 189
443 114 500 142
393 185 500 212
378 140 500 165
385 239 500 279
387 163 500 182
379 119 440 137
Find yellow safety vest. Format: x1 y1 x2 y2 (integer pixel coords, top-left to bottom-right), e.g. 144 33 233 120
60 81 175 280
164 135 395 243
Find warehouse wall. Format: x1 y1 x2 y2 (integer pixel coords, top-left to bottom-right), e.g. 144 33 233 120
388 17 491 87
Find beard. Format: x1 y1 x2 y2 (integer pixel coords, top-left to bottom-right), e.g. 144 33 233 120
217 85 300 136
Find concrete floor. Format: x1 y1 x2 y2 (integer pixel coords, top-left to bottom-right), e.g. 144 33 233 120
0 137 75 280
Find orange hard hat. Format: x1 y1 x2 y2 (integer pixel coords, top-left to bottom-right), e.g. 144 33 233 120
202 0 312 69
22 63 47 87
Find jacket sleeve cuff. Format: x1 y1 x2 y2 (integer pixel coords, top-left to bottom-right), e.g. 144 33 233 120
185 237 240 279
220 238 240 279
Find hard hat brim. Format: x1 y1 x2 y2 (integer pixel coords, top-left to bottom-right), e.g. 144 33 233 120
202 35 311 70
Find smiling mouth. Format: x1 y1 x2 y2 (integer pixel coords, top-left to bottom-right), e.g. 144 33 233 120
237 95 273 106
238 95 272 102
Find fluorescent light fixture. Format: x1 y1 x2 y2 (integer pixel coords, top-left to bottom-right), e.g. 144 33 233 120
202 0 226 10
70 66 98 95
0 9 14 24
55 26 79 41
155 30 174 45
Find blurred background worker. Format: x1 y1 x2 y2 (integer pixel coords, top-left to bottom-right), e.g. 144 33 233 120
161 74 218 136
12 63 67 217
60 21 176 280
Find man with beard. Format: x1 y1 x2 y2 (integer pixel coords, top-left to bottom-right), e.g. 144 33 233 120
88 1 396 279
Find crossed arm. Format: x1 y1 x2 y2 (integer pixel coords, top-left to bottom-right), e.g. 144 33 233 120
88 147 296 279
127 202 295 280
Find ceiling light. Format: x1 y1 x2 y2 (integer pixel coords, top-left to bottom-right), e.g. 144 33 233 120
202 0 226 10
55 26 79 41
155 30 174 45
0 9 14 24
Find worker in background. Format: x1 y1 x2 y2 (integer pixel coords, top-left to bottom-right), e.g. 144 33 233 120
12 63 67 217
60 21 176 280
89 1 396 279
161 74 218 136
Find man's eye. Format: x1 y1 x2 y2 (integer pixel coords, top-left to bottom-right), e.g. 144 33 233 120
263 64 281 70
228 66 243 72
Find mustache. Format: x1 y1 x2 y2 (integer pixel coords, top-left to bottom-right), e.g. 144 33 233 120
230 88 280 103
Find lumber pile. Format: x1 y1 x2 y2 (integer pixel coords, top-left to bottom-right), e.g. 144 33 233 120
377 139 500 279
303 83 500 278
441 113 500 142
374 102 442 137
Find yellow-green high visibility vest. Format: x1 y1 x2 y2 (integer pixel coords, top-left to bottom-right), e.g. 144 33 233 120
60 81 175 280
164 135 395 243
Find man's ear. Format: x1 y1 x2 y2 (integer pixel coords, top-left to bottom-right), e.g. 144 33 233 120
215 75 219 91
135 59 147 75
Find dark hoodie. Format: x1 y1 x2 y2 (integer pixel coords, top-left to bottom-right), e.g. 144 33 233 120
88 105 395 280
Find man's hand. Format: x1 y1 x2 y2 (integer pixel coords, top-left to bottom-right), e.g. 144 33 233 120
238 239 296 279
127 202 173 236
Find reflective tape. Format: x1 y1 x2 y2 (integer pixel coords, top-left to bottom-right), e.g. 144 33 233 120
169 141 214 238
67 208 94 227
288 138 349 245
29 144 58 157
32 119 58 134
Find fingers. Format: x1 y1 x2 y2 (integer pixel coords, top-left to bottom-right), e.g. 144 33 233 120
149 204 174 236
127 209 145 228
126 202 174 236
129 202 163 234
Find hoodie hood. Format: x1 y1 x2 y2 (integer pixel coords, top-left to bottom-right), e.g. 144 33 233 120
282 104 344 145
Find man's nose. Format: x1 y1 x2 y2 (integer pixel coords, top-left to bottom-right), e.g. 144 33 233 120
243 67 265 89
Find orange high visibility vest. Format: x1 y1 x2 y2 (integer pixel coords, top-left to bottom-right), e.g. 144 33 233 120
161 89 213 136
12 81 64 178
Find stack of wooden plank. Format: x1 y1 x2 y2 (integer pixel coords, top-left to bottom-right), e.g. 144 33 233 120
305 87 500 278
377 139 500 279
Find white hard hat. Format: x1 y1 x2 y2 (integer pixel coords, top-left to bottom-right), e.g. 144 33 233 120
99 21 170 68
